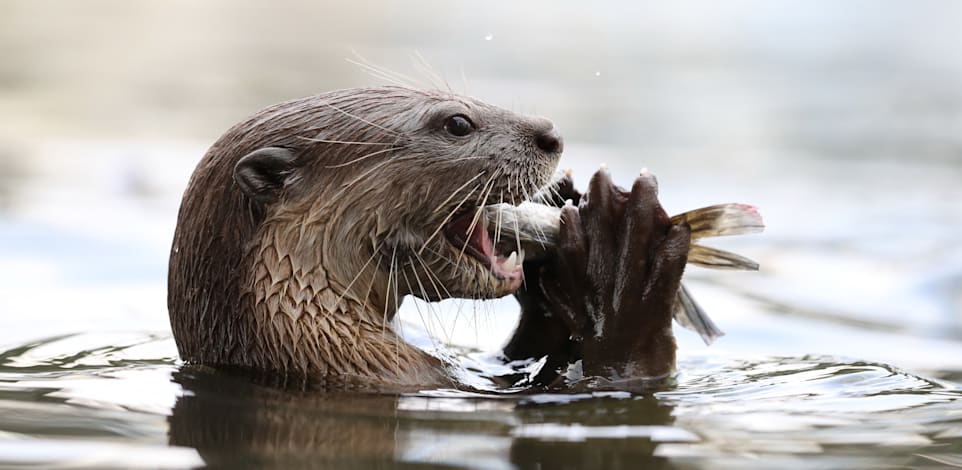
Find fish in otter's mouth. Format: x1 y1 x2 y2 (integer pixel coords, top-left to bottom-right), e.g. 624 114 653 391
442 208 525 289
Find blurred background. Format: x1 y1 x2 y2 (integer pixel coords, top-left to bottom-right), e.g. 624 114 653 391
3 0 960 378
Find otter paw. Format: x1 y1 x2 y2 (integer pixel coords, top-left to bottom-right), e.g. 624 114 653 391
560 169 690 381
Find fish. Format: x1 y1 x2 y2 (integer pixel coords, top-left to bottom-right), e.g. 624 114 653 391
483 201 764 345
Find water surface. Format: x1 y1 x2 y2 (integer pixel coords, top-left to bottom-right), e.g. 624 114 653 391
1 334 960 469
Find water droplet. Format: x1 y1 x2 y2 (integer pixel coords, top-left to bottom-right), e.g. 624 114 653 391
484 34 494 41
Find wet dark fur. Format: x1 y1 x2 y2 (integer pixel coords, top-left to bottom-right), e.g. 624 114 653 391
169 86 688 388
169 86 562 383
507 171 690 385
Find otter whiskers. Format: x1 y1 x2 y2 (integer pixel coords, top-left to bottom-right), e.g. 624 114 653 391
319 101 401 138
418 178 483 257
332 240 383 314
429 172 486 215
454 176 497 270
323 145 406 170
297 137 395 146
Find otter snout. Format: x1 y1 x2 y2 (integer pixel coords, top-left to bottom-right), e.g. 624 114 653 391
536 126 564 154
528 117 564 155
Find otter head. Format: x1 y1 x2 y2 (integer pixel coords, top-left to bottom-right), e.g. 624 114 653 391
168 86 562 376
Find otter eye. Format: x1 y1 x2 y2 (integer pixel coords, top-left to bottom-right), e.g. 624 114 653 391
444 115 474 137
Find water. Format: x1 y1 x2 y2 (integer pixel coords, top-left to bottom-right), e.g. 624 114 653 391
2 1 962 468
1 334 960 469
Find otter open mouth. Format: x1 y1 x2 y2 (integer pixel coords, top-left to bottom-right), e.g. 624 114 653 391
443 209 525 285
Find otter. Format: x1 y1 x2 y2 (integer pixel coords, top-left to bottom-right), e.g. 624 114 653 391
168 86 690 390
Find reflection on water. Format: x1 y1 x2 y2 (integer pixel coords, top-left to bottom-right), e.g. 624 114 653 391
0 334 960 469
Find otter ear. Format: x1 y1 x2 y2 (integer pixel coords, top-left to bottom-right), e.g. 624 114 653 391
234 147 298 204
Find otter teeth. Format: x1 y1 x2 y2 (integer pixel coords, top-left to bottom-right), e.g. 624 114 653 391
502 249 524 273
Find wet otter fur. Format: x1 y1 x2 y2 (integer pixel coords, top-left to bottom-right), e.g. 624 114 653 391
168 86 688 389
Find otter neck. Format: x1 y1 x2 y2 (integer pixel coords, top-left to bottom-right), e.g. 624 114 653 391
243 213 441 385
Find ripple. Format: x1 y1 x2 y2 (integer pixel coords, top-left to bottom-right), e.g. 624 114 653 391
0 334 960 469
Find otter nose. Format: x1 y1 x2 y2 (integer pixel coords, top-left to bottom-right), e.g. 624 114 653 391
535 127 564 154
